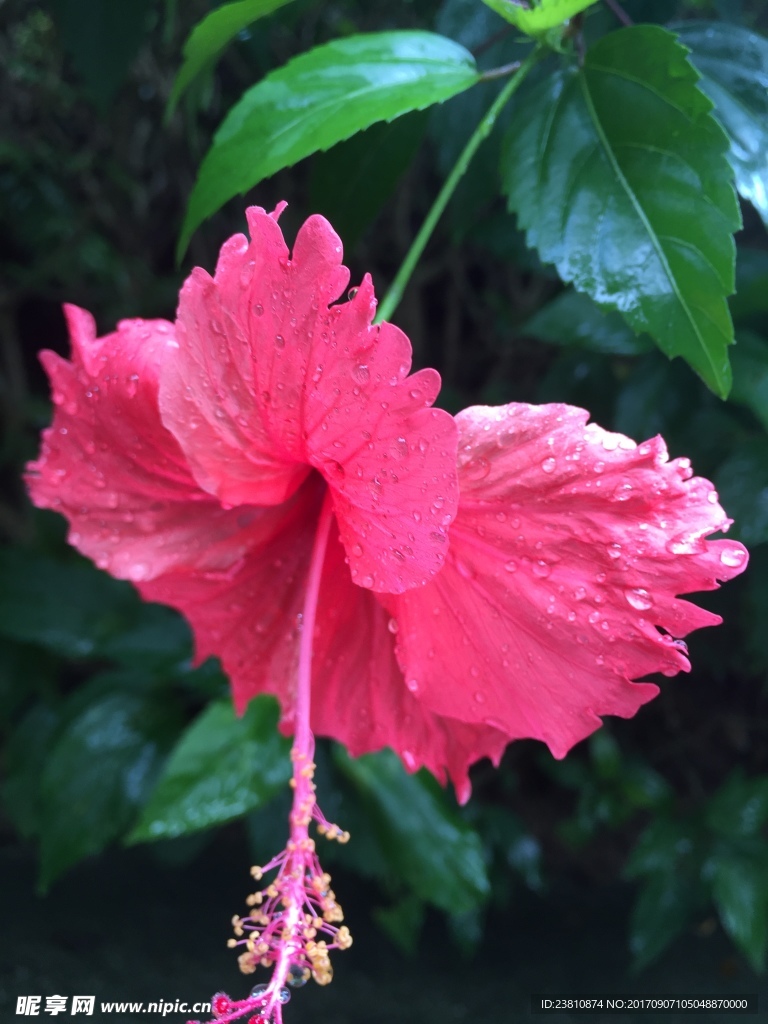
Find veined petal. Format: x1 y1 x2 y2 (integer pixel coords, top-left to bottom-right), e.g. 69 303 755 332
310 528 509 803
25 306 279 583
389 403 748 759
161 206 459 594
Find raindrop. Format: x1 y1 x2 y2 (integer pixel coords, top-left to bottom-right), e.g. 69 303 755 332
352 544 363 557
406 678 419 694
465 456 490 481
387 618 399 634
595 571 606 583
311 365 323 383
541 457 556 474
278 988 291 1004
275 334 285 349
353 364 370 384
573 586 587 601
473 690 486 704
504 560 517 573
413 511 421 523
720 547 745 568
391 436 408 460
253 303 264 317
601 434 620 451
567 610 576 622
613 482 632 501
249 984 268 999
625 588 653 611
360 574 374 588
588 610 601 624
532 560 551 579
288 965 308 988
607 543 622 559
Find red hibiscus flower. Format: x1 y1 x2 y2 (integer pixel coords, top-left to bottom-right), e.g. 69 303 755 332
27 204 748 801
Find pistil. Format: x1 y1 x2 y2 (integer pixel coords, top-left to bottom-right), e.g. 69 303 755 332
193 490 352 1024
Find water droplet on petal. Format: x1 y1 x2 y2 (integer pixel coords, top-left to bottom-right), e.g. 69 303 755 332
541 457 556 474
625 588 653 611
253 303 264 317
387 617 399 634
607 543 622 559
504 559 517 573
720 547 745 568
275 334 285 349
288 965 309 988
353 364 370 384
573 586 587 601
473 690 486 704
352 543 363 557
465 456 490 481
532 560 551 579
406 678 419 694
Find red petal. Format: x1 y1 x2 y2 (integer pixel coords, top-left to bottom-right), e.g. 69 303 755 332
310 527 508 803
389 404 748 759
161 206 458 594
26 306 276 583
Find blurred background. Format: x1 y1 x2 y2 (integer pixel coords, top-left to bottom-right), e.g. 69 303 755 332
2 0 768 1021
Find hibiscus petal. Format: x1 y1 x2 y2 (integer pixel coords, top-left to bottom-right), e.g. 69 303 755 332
310 528 509 803
388 403 749 759
161 205 459 594
26 306 280 583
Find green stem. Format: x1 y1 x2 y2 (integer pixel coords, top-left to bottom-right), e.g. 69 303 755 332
375 46 541 325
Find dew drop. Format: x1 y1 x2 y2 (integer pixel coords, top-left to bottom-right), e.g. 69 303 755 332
406 678 419 694
249 984 268 999
275 334 285 349
473 690 486 704
720 547 745 568
607 543 622 559
352 543 363 557
625 588 653 611
541 457 556 474
361 574 374 588
253 303 264 317
588 610 601 624
567 610 576 622
573 586 587 601
288 965 308 988
601 433 620 451
504 559 517 573
353 364 370 384
387 617 399 634
532 560 551 578
465 456 490 481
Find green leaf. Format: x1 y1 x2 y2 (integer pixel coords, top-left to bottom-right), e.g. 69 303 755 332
334 748 489 915
625 817 697 879
128 696 290 842
730 331 768 433
179 31 480 258
707 772 768 839
630 869 701 970
676 21 768 229
38 691 180 888
0 548 136 659
710 850 768 971
168 0 296 115
715 439 768 545
502 25 740 397
524 289 653 356
373 893 425 954
482 0 598 35
3 703 61 840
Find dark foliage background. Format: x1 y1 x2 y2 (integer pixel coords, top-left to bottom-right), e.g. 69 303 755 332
2 1 768 1021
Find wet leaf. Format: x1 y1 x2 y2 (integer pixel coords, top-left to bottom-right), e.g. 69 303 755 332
38 690 180 888
503 26 740 397
710 849 768 971
128 696 290 842
630 869 702 970
524 290 653 356
0 548 136 659
677 21 768 228
334 747 489 915
180 31 480 257
706 772 768 839
482 0 598 35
